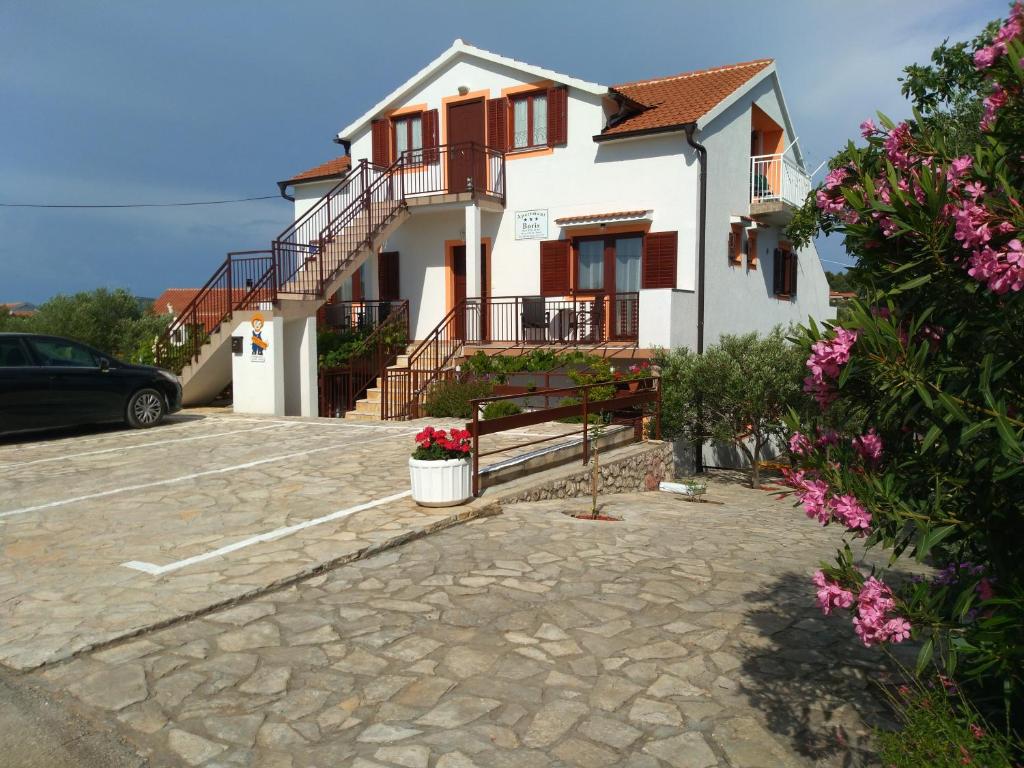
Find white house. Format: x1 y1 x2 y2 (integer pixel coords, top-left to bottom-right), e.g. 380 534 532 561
159 40 833 419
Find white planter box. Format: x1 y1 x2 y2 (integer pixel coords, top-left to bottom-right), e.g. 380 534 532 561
409 457 472 507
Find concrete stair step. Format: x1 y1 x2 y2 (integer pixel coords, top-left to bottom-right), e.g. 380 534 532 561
363 387 382 403
343 411 380 422
354 399 382 415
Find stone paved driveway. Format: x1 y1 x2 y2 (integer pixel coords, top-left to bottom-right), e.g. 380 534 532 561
0 413 581 670
33 482 903 767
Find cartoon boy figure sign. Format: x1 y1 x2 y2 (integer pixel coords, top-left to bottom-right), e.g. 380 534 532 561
250 313 269 357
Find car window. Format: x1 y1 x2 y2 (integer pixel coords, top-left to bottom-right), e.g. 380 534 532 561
0 338 32 367
27 339 99 368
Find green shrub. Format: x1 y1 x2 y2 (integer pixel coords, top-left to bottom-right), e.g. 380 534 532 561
462 349 607 377
317 326 372 368
423 378 494 419
482 400 522 420
877 679 1016 767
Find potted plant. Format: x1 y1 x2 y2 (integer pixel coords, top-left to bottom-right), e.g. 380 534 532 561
409 426 473 507
626 361 651 391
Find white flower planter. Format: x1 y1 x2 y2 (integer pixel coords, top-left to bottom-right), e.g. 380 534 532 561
409 457 472 507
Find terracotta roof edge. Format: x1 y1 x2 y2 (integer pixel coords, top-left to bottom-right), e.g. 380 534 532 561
611 58 773 90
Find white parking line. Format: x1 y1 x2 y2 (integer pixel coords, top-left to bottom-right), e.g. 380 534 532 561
0 430 418 520
121 490 413 575
0 424 292 470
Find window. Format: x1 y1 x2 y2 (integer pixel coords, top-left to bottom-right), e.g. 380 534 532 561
773 248 798 296
614 236 642 293
576 239 604 290
0 337 30 367
393 114 423 162
511 92 548 149
28 338 98 367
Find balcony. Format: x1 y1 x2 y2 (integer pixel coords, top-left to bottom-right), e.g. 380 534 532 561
749 153 812 223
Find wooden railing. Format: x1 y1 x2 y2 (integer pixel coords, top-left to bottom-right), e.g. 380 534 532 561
317 300 409 417
467 377 662 497
154 250 273 373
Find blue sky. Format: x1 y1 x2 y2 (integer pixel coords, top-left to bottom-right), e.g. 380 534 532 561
0 0 1006 303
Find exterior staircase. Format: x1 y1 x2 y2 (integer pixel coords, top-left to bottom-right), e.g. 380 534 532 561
155 158 411 405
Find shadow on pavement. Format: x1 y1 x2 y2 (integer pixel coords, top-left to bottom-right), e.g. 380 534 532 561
735 571 902 767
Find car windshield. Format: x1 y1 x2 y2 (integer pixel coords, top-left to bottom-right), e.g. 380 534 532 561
28 338 99 367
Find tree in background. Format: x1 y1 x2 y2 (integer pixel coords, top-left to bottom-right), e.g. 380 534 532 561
0 288 171 365
656 327 805 489
783 4 1024 752
825 270 857 293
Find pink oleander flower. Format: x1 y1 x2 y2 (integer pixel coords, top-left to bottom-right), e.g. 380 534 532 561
967 240 1024 294
852 577 910 647
803 329 858 409
977 577 995 602
947 155 973 183
953 198 992 249
816 187 847 215
796 478 832 525
859 118 877 138
884 122 916 170
970 723 986 740
974 45 1000 70
981 85 1007 131
964 181 986 200
852 429 883 463
830 494 872 531
788 431 812 455
813 570 855 615
823 166 850 191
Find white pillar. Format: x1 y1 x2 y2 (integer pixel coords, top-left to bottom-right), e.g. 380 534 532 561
297 315 317 417
464 202 481 298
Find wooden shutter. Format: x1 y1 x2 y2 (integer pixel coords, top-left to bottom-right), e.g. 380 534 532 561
787 252 798 295
540 239 571 296
421 110 439 163
378 251 400 300
642 231 677 289
729 223 742 265
372 119 390 166
747 229 758 269
547 86 568 147
773 249 785 295
487 98 508 152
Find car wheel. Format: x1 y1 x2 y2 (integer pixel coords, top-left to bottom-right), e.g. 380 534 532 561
126 388 166 428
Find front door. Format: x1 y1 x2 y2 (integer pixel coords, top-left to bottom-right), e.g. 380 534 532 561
446 99 486 194
452 243 488 340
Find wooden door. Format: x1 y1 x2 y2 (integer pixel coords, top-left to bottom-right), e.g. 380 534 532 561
452 245 467 339
446 99 486 194
378 251 400 301
451 243 488 340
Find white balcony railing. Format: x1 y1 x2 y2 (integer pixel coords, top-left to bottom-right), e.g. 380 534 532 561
750 153 811 208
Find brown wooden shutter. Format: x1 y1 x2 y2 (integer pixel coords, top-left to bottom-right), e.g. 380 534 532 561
729 223 742 265
547 86 568 147
642 231 677 289
788 252 798 295
372 119 390 166
378 251 400 300
540 239 571 296
487 98 508 152
747 229 758 269
421 110 439 163
773 249 785 294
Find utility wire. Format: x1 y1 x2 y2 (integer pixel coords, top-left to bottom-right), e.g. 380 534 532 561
0 195 280 209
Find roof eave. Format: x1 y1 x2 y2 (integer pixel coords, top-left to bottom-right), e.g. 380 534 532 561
593 123 694 143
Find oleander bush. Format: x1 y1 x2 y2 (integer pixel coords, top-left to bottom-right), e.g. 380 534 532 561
782 3 1024 746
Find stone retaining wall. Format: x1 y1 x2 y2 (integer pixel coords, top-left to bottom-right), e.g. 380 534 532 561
495 441 673 504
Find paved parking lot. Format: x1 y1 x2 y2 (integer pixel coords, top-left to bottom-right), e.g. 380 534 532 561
30 487 903 768
0 413 577 671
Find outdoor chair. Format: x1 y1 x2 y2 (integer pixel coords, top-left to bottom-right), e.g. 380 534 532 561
521 297 548 342
549 307 578 341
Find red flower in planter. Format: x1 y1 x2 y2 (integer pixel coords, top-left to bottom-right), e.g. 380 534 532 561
412 425 473 460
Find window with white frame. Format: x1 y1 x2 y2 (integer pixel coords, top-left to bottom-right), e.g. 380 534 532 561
392 114 423 162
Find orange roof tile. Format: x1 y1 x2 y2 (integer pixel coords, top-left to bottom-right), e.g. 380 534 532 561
281 155 352 185
152 288 232 331
554 210 651 226
600 59 773 139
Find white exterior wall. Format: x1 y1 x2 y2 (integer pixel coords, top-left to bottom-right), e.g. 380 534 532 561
231 313 285 416
342 53 699 341
290 51 831 352
699 77 834 343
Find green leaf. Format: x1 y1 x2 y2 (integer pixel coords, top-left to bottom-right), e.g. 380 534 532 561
915 635 935 675
936 392 968 423
915 524 957 561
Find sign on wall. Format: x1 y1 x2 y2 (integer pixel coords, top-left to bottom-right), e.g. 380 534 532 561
515 209 548 240
250 313 268 362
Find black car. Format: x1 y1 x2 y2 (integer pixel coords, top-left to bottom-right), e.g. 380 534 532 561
0 333 182 433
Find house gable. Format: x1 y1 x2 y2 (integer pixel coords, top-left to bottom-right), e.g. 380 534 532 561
336 39 607 143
